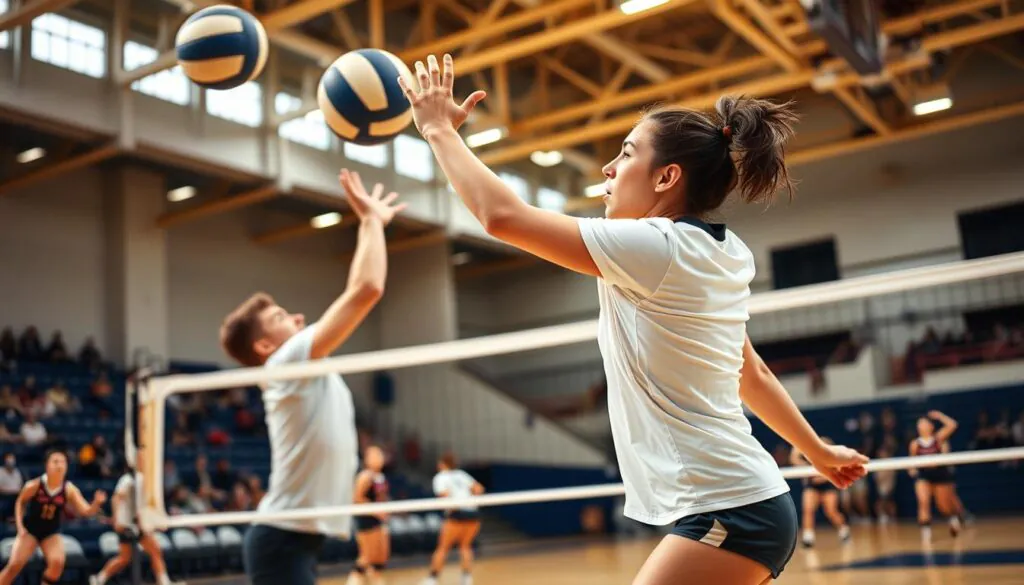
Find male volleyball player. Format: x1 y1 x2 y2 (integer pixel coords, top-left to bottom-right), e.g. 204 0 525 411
220 169 404 585
399 54 868 584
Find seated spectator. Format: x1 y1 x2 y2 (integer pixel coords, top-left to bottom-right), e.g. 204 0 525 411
88 372 115 415
1013 411 1024 447
0 328 15 370
0 424 22 444
167 485 211 516
17 326 43 362
46 380 80 414
246 475 265 508
0 453 24 522
79 435 115 478
20 412 47 447
0 385 22 420
78 336 102 371
972 410 1007 450
19 377 55 420
211 459 237 493
45 331 68 363
164 460 181 494
225 481 252 512
170 412 195 447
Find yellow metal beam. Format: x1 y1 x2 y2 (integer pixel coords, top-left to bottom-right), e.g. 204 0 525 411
253 213 359 245
260 0 360 31
157 185 278 229
0 0 81 32
0 143 119 197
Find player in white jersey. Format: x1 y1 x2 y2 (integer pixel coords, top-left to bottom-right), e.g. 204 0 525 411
399 54 868 584
90 451 177 585
219 169 404 585
422 453 484 585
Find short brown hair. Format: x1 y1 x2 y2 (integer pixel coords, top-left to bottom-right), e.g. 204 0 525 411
440 452 457 469
220 292 275 367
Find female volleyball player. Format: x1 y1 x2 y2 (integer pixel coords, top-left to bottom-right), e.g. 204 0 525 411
790 439 850 547
90 451 178 585
0 449 107 585
422 452 484 585
220 169 404 585
910 410 962 538
399 54 868 585
349 445 391 585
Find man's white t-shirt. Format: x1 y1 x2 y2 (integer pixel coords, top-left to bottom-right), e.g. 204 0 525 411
256 325 358 537
432 469 478 512
578 216 789 525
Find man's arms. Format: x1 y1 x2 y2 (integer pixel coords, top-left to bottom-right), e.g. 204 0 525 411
310 170 406 360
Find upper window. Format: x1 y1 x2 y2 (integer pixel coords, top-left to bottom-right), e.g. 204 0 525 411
275 92 331 151
206 81 262 128
537 187 567 212
394 135 434 182
123 41 190 106
0 0 9 49
31 13 106 79
499 172 530 201
344 142 388 168
770 238 840 290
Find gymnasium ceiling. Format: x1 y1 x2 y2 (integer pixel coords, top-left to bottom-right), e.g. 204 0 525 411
3 0 1024 276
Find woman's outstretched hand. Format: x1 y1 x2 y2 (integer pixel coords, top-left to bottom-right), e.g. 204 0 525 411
398 53 487 139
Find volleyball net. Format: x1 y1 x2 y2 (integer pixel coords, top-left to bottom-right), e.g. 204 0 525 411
133 251 1024 532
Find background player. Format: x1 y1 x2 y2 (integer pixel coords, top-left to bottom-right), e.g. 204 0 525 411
422 452 484 585
0 449 106 585
349 444 391 585
910 410 961 538
219 169 404 585
90 449 177 585
791 439 851 547
399 53 867 585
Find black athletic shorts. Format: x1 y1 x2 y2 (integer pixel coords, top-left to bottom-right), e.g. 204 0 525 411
446 510 480 522
672 492 798 579
243 524 326 585
354 515 384 533
918 466 955 485
803 479 837 494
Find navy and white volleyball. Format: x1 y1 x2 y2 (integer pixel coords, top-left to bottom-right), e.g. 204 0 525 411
318 49 417 145
175 5 268 90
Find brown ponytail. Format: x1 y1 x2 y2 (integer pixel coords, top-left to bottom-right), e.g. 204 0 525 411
643 95 798 216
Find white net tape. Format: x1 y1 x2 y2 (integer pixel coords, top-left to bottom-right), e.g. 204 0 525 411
138 251 1024 531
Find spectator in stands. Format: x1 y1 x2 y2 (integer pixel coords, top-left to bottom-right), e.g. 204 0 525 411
78 336 102 371
17 326 44 362
45 331 68 363
0 385 22 420
167 484 211 516
0 423 22 444
45 380 79 414
88 371 115 415
20 377 55 420
170 412 195 447
79 435 115 479
0 453 25 521
971 410 1005 450
164 460 181 494
211 458 237 493
226 481 252 512
0 328 15 370
1013 411 1024 447
246 475 265 508
879 407 900 456
19 412 47 446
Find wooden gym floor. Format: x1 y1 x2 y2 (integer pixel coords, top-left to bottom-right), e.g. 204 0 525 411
312 517 1024 585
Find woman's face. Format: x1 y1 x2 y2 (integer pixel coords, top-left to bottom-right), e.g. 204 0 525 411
917 417 935 437
45 453 68 479
600 121 674 220
365 446 385 471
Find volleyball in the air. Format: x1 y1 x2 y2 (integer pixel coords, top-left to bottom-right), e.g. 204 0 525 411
175 5 268 90
318 48 418 145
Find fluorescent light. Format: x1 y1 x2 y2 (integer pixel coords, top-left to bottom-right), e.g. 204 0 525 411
451 252 472 266
16 147 46 164
310 212 342 229
912 97 952 116
584 184 606 198
619 0 668 15
465 127 506 148
167 186 196 202
530 150 563 167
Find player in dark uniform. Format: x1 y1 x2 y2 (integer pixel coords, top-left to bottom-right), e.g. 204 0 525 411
348 445 391 585
910 410 961 539
791 438 851 548
0 449 107 585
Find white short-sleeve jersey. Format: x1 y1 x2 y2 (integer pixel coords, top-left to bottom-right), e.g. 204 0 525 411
578 216 789 525
256 324 358 537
